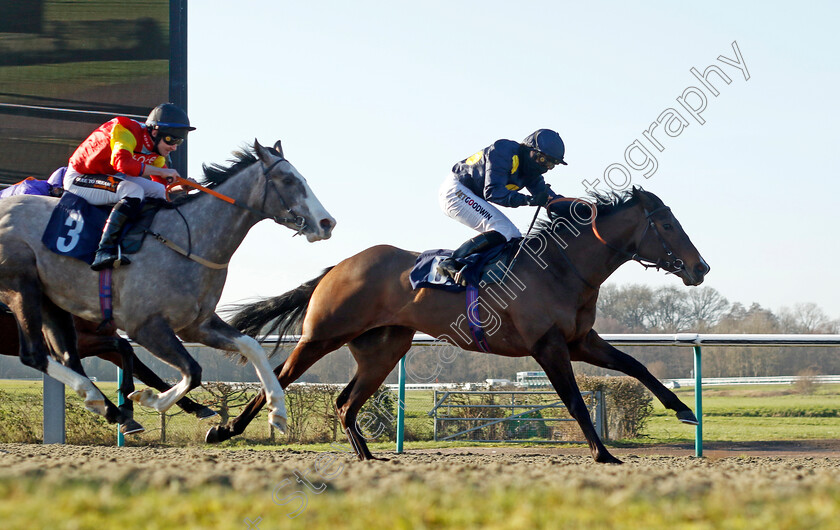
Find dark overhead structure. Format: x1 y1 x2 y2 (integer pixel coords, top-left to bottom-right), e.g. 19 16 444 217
0 0 188 187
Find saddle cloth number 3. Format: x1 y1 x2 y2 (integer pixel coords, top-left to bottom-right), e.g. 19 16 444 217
56 209 84 252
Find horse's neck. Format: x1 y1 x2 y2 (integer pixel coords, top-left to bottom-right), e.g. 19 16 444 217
556 206 644 288
159 165 264 263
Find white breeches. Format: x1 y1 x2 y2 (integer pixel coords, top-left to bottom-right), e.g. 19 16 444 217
438 174 521 240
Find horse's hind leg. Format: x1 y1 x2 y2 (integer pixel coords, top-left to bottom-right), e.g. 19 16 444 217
533 326 621 464
339 326 414 461
573 330 697 424
74 319 136 422
206 328 351 444
179 314 296 434
128 315 202 413
40 299 144 434
3 281 109 419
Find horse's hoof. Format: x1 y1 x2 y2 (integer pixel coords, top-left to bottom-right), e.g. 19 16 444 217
195 407 219 420
127 388 155 407
83 399 107 415
205 427 221 444
597 454 623 465
676 410 699 425
269 412 287 435
120 419 145 435
204 427 222 444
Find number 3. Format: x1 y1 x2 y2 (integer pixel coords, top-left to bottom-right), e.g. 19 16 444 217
56 210 84 252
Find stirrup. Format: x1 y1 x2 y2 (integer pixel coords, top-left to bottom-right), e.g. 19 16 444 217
437 259 468 287
90 247 130 271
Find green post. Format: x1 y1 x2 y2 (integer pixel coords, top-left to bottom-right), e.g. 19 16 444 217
117 367 125 447
693 345 702 458
397 355 406 453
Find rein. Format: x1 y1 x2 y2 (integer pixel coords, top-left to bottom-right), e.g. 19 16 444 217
166 158 307 234
150 157 308 270
545 196 687 278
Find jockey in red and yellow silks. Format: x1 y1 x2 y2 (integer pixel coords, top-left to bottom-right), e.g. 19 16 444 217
64 103 196 270
69 116 168 182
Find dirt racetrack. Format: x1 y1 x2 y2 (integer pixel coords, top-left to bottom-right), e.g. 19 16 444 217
3 440 840 492
3 441 840 529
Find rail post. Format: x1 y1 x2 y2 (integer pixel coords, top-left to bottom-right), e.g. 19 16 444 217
43 373 65 444
694 345 703 458
117 367 125 447
397 355 406 453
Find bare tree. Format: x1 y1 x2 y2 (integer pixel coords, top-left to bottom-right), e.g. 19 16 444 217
779 303 838 333
685 287 730 328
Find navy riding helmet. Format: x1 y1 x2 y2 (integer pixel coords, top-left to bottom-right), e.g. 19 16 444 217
146 103 196 138
522 129 568 165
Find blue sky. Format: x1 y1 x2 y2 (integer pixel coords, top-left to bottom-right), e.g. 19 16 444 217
187 1 840 319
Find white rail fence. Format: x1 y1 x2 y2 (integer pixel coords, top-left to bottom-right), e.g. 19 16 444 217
39 333 840 456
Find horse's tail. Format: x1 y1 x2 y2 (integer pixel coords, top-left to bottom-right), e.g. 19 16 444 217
226 267 334 357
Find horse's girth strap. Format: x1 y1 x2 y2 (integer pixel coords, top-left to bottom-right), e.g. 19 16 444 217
148 231 228 270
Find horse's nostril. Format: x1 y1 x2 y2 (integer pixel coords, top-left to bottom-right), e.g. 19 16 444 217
696 262 710 275
319 218 333 230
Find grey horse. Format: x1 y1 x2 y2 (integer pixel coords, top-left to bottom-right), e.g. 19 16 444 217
0 140 334 434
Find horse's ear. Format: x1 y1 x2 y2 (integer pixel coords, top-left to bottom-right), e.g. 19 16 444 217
273 140 284 158
253 139 274 163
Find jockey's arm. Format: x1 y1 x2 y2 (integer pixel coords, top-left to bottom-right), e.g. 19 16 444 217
142 164 180 183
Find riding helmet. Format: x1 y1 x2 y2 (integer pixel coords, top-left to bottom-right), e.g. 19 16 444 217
522 129 567 165
146 103 196 137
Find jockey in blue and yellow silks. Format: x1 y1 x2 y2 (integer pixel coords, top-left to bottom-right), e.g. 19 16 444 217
437 128 568 285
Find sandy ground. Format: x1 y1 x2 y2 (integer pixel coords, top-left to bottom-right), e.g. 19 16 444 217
3 441 840 497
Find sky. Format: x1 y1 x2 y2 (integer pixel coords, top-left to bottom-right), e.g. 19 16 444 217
186 1 840 320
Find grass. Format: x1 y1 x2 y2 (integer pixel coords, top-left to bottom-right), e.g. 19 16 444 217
637 384 840 444
2 472 840 529
5 380 840 528
6 379 840 449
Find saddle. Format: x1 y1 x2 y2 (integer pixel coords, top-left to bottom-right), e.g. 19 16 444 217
410 239 521 292
41 192 165 264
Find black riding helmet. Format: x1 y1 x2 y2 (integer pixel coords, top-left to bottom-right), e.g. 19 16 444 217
522 129 568 165
146 103 196 140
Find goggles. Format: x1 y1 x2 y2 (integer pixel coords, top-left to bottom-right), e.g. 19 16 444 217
532 150 560 169
161 134 184 146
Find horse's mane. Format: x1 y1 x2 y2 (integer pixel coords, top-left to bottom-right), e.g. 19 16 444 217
534 189 638 235
171 146 259 206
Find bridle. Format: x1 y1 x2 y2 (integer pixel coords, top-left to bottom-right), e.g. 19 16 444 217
591 203 686 274
167 157 307 236
546 197 687 276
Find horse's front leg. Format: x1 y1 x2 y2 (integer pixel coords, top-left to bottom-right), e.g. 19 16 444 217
180 314 287 434
127 315 203 412
572 330 697 425
532 326 621 464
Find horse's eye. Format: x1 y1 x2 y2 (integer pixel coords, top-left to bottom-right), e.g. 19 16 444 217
663 223 673 230
282 177 295 186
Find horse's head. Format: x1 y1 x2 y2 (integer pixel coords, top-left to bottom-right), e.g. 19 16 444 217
254 139 336 242
631 187 710 286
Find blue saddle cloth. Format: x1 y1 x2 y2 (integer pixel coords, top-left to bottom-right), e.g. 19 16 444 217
41 192 109 264
41 192 161 264
409 241 515 292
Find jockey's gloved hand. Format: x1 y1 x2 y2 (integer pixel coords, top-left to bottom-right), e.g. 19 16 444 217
508 193 530 207
528 189 551 207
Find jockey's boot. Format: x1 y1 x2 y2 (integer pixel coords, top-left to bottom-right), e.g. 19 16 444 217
437 230 507 286
91 198 142 271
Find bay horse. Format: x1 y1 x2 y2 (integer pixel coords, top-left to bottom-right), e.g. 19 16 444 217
0 305 216 421
207 187 709 464
0 140 334 435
